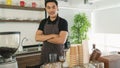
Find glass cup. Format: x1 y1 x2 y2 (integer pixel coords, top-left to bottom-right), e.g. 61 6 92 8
94 62 104 68
49 53 57 63
59 56 65 62
98 62 104 68
59 55 65 68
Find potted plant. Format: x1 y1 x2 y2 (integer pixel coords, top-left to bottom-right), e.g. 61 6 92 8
69 13 91 66
70 13 91 44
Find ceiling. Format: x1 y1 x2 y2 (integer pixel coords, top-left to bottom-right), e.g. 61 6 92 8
91 0 120 10
58 0 120 10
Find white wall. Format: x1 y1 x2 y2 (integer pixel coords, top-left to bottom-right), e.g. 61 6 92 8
94 7 120 33
0 22 39 44
0 9 45 44
90 6 120 55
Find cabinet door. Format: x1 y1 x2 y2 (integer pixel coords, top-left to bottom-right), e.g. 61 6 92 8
16 54 41 68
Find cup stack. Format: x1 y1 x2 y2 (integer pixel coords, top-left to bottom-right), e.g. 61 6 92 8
69 45 79 67
77 44 84 65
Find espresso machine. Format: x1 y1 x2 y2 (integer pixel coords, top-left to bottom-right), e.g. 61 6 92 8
0 32 20 68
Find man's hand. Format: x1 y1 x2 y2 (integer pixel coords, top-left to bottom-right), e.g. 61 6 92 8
35 30 68 45
35 30 58 42
47 31 68 45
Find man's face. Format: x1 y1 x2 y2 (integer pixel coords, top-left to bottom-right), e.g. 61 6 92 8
45 2 58 18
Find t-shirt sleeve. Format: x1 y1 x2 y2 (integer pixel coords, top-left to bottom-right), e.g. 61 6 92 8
59 19 68 32
38 19 46 31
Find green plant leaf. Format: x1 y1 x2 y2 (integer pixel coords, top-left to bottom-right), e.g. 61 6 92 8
70 13 91 44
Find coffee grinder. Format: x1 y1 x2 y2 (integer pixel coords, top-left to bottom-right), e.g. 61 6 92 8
0 32 20 68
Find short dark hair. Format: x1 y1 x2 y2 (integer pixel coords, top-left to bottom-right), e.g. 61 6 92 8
45 0 58 7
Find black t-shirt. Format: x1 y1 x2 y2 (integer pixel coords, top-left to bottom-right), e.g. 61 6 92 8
38 16 70 49
38 16 68 32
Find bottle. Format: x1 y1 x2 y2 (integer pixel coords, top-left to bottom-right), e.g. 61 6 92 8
90 44 96 62
92 44 96 51
90 44 101 63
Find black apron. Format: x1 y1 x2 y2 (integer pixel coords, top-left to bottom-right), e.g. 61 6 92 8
41 17 64 64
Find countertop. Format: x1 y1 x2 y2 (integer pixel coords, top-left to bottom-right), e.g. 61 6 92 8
15 48 68 58
15 44 42 56
15 50 41 57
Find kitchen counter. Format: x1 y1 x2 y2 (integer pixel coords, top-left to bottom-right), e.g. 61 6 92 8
15 47 68 68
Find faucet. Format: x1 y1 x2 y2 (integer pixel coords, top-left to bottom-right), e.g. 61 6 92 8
19 37 28 51
21 37 28 46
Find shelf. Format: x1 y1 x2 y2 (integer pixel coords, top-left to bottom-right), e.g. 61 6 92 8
0 4 45 11
0 20 41 23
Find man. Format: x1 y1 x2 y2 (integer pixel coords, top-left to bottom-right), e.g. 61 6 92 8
35 0 68 65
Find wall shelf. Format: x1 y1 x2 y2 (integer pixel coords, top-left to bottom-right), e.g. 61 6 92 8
0 20 41 23
0 4 45 11
0 4 45 23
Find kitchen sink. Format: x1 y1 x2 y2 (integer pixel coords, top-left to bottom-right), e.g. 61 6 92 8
23 44 42 52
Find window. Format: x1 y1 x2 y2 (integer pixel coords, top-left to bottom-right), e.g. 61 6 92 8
90 33 120 55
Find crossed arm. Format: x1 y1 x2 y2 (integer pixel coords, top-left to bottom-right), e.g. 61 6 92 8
35 30 68 44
